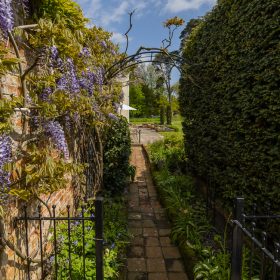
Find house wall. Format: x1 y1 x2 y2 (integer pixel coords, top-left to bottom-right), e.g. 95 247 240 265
119 75 130 122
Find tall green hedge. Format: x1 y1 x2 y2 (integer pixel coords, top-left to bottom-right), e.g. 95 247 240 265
179 0 280 210
103 116 131 195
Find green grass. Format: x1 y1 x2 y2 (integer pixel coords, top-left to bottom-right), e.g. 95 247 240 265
160 115 183 138
130 115 183 139
130 117 160 124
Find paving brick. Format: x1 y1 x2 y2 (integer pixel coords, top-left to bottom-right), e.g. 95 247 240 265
131 237 144 246
155 220 170 229
127 272 147 280
159 229 171 237
127 147 189 280
159 237 173 247
142 213 155 220
143 228 158 237
128 213 142 220
168 273 189 280
141 207 154 213
127 258 146 272
148 273 168 280
128 246 145 258
145 237 160 246
146 247 162 258
165 259 185 272
142 220 155 228
130 228 143 236
155 213 166 221
154 208 165 214
146 259 166 272
162 247 181 259
129 221 142 228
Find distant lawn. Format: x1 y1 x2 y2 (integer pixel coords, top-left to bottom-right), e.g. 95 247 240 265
130 115 183 139
130 117 160 124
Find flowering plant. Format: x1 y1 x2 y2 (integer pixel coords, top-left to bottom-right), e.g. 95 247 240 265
0 0 124 210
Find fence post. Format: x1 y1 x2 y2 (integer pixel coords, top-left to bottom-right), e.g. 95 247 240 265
231 197 244 280
95 196 104 280
138 129 141 144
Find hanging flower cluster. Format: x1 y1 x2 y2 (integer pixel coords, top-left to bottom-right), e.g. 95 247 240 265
44 121 70 160
79 70 96 95
57 58 80 94
40 87 52 102
0 0 14 36
0 135 12 187
0 0 123 205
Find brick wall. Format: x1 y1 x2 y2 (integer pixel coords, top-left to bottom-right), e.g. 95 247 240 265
0 29 76 280
0 186 75 280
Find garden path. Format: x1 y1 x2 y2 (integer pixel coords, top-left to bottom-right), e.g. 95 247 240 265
125 145 189 280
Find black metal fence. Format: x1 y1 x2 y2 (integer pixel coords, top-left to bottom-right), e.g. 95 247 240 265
231 198 280 280
14 197 104 280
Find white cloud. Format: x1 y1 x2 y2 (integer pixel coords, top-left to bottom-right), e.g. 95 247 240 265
164 0 216 13
100 1 130 26
111 32 128 44
76 0 158 28
76 0 102 19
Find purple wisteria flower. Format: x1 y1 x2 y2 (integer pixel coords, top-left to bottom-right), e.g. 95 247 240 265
79 70 96 96
108 113 118 121
79 47 91 57
113 102 120 113
44 121 69 160
49 46 59 66
0 135 12 187
57 58 80 94
95 67 104 91
100 41 107 48
40 87 52 102
0 0 14 36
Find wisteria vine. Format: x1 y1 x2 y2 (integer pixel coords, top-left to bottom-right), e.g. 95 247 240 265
0 135 12 199
0 0 14 36
0 0 123 206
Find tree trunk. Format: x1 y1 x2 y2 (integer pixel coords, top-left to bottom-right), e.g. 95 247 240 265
160 106 165 125
166 105 172 125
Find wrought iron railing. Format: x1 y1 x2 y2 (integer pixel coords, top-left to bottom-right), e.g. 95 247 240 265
231 198 280 280
14 197 104 280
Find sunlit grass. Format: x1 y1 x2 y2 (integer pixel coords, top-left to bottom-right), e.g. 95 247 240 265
130 115 183 139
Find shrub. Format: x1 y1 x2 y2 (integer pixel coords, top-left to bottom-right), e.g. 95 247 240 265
53 196 129 279
103 117 132 195
148 134 186 173
179 0 280 211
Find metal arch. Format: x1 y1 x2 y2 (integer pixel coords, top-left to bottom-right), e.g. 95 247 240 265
104 48 183 81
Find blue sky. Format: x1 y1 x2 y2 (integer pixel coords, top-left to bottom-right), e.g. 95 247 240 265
75 0 216 83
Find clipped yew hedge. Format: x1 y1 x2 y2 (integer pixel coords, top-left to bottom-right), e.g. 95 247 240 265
179 0 280 210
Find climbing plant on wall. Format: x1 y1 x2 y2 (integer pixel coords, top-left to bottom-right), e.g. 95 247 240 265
0 0 124 213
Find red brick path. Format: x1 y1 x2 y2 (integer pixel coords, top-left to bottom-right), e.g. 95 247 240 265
126 146 189 280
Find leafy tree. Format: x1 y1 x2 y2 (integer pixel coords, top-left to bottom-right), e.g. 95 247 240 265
129 64 161 118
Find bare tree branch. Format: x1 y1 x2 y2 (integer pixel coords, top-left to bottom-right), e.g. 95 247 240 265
124 10 136 55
